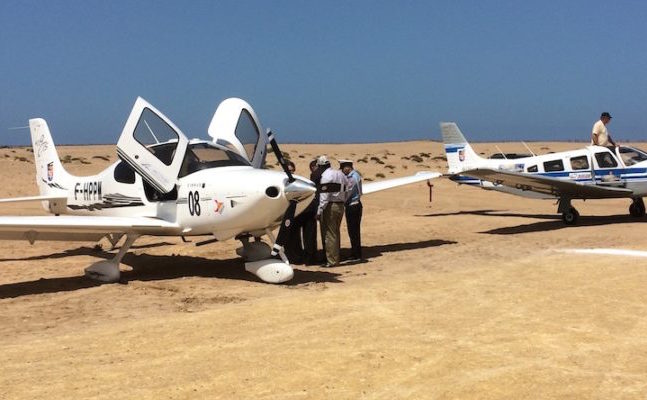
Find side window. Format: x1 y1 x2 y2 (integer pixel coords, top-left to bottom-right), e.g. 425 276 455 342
543 159 564 172
595 152 618 168
114 161 136 184
570 155 589 170
527 165 538 173
234 110 260 161
133 108 179 165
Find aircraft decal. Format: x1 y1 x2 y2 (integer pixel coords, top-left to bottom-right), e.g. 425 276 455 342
74 181 102 201
34 134 49 157
444 145 465 154
47 162 54 181
40 178 66 190
67 193 144 210
214 199 224 214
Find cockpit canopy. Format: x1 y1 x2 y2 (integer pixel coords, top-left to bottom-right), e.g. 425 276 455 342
145 141 251 178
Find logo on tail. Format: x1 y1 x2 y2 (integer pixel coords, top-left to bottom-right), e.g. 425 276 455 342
47 162 54 181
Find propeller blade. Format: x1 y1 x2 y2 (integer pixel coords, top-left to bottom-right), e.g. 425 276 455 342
271 200 297 257
267 129 295 183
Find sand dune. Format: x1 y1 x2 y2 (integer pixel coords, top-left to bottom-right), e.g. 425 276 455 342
1 140 647 399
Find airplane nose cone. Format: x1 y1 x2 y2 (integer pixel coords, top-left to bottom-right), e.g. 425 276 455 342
284 178 316 202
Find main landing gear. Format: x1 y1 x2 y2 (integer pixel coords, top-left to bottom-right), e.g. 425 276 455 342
85 234 138 282
558 197 579 225
629 198 646 218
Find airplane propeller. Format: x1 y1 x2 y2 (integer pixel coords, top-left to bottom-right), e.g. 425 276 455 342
267 129 298 257
267 129 295 183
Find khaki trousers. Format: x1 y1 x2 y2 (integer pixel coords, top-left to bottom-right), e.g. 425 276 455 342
322 202 345 265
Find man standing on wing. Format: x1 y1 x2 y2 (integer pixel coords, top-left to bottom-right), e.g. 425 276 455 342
591 112 617 150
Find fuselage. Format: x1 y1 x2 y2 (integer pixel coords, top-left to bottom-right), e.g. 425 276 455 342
451 145 647 199
46 141 315 241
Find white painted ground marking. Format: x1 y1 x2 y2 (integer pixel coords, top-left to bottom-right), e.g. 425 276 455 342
560 248 647 258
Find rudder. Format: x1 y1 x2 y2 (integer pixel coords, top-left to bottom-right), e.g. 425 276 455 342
29 118 73 196
440 122 482 174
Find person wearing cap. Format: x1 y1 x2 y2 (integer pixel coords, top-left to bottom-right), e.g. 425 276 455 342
316 155 350 267
591 112 617 149
340 160 363 261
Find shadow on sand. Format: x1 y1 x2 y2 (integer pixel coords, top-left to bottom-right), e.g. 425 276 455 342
418 209 647 234
481 214 646 235
0 244 343 299
0 237 458 298
361 239 457 259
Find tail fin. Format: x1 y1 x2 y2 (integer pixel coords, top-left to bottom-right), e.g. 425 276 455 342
440 122 484 174
29 118 73 196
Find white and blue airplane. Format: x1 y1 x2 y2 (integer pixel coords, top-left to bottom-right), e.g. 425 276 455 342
0 97 440 284
441 122 647 224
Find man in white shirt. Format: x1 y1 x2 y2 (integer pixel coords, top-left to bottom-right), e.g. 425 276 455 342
316 155 350 267
591 112 616 148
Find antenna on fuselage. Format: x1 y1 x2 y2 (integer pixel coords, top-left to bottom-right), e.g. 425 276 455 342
495 145 507 159
521 141 536 156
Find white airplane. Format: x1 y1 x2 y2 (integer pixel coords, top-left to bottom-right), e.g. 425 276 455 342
0 97 440 284
441 122 647 224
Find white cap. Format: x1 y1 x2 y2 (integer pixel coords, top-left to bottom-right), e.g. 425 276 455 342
338 159 353 166
317 155 330 165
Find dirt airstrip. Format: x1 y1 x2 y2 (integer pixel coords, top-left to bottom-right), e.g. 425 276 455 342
1 141 647 399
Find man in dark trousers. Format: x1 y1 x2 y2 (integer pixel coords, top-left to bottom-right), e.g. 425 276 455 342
300 159 320 265
340 160 363 261
284 161 304 264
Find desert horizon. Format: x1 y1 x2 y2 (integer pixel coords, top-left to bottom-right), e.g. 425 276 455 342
1 140 647 399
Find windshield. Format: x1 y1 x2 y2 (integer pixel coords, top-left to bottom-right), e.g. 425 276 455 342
618 146 647 166
179 142 250 177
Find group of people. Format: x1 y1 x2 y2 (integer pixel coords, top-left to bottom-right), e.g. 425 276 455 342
285 156 363 267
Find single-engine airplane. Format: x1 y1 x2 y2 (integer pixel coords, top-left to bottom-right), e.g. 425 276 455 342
0 97 440 283
441 122 647 224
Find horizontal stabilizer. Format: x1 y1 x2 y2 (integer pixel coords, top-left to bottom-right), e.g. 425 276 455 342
0 195 67 204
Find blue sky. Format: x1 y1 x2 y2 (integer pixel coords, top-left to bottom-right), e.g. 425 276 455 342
1 0 646 145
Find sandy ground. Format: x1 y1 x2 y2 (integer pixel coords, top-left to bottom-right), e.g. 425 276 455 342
1 141 647 399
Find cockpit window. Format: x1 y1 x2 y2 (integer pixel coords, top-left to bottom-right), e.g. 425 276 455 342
595 151 618 168
570 155 589 170
618 146 647 166
134 108 179 165
179 143 250 177
543 159 564 172
235 110 260 161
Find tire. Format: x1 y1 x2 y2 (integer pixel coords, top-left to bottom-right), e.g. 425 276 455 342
562 207 579 225
629 201 645 218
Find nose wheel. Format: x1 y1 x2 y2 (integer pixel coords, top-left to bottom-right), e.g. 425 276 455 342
629 198 645 218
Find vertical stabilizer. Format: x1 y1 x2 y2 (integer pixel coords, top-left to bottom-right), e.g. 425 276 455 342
440 122 483 174
29 118 73 196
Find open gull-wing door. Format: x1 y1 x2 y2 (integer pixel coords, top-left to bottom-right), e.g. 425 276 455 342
116 97 189 193
207 98 267 169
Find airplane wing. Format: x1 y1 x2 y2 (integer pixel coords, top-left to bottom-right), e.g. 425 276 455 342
0 215 180 243
363 171 441 195
0 195 67 203
461 168 633 199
